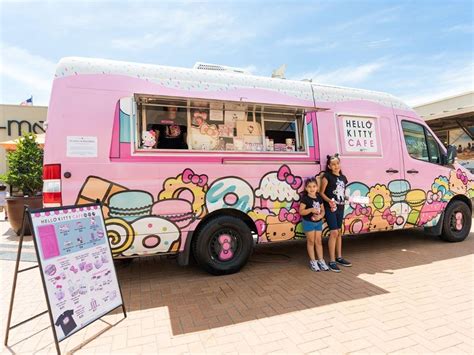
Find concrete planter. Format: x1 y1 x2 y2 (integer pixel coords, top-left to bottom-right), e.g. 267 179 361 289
6 196 43 235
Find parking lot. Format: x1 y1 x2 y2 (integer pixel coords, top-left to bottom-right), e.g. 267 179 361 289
1 219 472 354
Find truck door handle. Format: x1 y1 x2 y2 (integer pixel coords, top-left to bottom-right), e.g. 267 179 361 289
386 168 399 173
407 169 419 174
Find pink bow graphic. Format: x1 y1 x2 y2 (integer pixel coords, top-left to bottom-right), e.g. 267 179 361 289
277 165 302 190
456 169 468 185
278 208 300 224
182 168 208 187
354 204 372 217
427 191 442 204
382 209 397 225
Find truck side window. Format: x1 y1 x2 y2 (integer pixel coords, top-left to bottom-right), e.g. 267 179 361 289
401 120 441 164
402 121 429 161
426 131 441 164
135 95 307 153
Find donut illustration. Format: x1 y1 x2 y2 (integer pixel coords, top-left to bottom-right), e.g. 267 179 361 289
105 218 135 255
344 204 372 234
159 168 208 219
206 177 255 213
123 216 181 256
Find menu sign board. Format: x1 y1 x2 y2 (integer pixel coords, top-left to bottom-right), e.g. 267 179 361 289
30 204 123 341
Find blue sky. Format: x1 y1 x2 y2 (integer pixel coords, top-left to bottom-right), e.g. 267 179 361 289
1 0 472 107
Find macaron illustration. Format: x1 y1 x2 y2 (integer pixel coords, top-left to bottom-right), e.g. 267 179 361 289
405 189 426 226
108 190 154 221
151 199 195 229
388 180 411 203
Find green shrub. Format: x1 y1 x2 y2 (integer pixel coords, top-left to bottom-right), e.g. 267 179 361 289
0 133 43 196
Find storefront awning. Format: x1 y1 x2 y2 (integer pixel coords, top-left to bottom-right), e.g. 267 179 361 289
0 133 45 151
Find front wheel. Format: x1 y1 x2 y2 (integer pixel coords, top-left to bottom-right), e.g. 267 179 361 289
440 200 472 242
193 215 253 275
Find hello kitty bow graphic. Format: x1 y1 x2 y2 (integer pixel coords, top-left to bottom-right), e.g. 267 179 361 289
278 208 300 223
277 165 302 190
382 209 403 226
182 168 208 187
427 191 442 204
354 204 372 217
456 169 468 185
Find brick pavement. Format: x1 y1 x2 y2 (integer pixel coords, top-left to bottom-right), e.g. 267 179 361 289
0 218 472 354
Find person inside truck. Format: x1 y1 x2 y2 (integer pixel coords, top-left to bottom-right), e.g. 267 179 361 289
147 106 188 149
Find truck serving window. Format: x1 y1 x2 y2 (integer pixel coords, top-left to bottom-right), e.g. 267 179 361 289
135 95 307 153
402 120 441 164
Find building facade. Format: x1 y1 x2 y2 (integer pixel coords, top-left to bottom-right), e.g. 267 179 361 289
0 104 47 176
414 91 474 172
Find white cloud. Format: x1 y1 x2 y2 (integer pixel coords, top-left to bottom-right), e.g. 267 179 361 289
295 61 385 86
332 6 401 31
0 43 56 105
367 38 392 48
276 35 322 47
444 24 474 34
403 62 474 106
111 9 255 51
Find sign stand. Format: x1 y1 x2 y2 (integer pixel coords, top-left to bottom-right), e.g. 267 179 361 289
4 204 126 354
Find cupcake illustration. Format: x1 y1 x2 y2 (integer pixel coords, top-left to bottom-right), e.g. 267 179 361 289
431 176 451 201
255 165 302 211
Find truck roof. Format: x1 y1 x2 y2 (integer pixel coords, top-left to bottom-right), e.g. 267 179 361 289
55 57 411 111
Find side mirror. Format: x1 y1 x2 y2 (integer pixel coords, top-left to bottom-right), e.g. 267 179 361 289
446 145 457 165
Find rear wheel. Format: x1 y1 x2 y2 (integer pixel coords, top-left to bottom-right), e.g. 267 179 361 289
193 215 253 275
440 200 471 242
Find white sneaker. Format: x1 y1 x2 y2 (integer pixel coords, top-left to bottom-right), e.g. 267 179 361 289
318 259 330 271
309 260 320 272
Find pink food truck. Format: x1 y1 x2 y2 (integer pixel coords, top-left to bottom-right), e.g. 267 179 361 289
43 57 473 275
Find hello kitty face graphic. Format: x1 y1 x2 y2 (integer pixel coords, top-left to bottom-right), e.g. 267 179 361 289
265 215 296 242
449 169 467 195
192 110 208 126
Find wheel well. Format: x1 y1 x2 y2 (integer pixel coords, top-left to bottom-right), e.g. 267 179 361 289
194 209 257 236
191 209 256 250
449 194 472 212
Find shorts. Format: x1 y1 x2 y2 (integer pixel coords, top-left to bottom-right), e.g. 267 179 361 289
302 219 323 232
325 206 344 230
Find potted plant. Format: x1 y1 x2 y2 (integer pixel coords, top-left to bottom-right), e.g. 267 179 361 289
0 133 44 234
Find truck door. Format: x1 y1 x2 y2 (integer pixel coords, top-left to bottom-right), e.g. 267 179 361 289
395 115 453 228
317 110 404 233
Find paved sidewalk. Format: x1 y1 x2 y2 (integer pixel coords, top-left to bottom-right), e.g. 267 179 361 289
0 218 472 354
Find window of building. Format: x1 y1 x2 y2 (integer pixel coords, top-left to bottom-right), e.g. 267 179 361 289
135 95 308 153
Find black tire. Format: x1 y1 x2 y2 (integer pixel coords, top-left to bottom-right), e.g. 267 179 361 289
440 200 471 242
192 215 253 275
